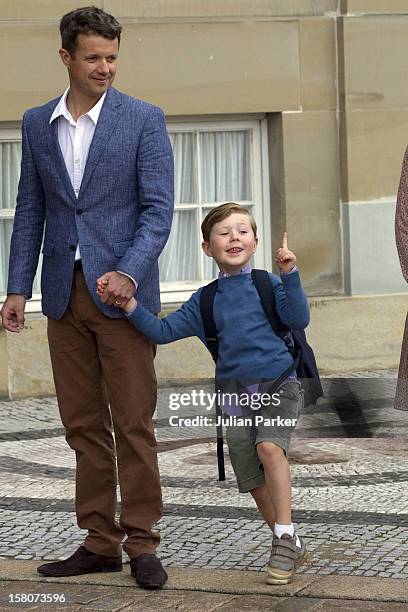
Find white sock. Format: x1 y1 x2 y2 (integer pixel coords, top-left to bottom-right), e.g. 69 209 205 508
274 523 301 547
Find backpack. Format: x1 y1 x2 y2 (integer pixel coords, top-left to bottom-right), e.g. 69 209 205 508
199 268 323 480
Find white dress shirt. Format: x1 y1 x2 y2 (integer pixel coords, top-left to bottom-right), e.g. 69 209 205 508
49 88 105 261
49 88 136 287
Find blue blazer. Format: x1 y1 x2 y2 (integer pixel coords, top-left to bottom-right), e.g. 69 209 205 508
7 87 174 319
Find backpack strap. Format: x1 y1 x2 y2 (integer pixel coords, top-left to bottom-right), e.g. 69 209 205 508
199 279 219 363
251 269 295 354
251 268 301 390
199 278 225 481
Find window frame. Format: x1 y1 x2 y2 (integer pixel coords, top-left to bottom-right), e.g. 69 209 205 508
161 115 271 303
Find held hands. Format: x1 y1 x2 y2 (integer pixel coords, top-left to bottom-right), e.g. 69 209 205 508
276 232 297 273
96 272 136 313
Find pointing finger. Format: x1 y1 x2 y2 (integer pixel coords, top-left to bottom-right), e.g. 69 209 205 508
282 231 288 250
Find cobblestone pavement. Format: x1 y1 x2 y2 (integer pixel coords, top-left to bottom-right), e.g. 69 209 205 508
1 371 408 583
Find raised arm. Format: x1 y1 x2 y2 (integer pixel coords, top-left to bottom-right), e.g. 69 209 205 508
273 231 309 330
273 271 310 331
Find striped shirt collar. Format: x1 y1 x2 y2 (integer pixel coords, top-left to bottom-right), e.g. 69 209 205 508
218 264 252 279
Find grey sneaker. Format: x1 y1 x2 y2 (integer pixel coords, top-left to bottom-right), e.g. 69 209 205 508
266 533 308 585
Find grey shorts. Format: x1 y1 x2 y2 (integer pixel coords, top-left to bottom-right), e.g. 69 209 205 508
225 382 304 493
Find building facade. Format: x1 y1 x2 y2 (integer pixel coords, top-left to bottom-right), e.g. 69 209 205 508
1 0 408 397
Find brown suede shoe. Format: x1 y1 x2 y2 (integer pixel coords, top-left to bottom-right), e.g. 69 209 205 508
37 546 122 577
130 553 168 589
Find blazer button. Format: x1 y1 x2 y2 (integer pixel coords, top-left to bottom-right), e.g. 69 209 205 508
76 209 83 215
69 245 76 251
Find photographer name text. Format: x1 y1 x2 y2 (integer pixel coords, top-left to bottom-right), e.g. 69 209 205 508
168 415 298 427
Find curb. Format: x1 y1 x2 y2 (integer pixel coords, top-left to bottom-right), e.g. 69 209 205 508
0 561 407 603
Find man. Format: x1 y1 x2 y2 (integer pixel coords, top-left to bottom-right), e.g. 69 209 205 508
395 147 408 411
0 6 174 588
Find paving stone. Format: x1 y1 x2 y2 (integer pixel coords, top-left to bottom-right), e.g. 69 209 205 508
1 380 408 578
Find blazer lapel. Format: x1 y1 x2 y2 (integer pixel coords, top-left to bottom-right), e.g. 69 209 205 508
47 113 77 205
79 87 122 198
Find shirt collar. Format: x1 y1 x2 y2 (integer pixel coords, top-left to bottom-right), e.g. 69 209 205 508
218 264 252 279
49 88 107 125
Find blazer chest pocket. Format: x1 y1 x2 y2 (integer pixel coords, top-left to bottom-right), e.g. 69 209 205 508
42 242 55 258
113 239 133 257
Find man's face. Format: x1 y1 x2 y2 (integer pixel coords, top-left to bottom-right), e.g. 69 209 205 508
59 34 119 98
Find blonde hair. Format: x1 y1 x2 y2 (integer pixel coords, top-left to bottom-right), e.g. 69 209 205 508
201 202 257 243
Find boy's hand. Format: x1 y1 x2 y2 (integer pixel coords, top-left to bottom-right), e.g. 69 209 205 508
96 277 109 296
122 296 137 313
276 232 296 273
96 272 136 309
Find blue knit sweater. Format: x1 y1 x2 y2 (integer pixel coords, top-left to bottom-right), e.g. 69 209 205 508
127 270 309 381
128 271 309 380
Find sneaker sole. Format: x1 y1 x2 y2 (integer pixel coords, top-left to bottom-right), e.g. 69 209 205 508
266 550 310 585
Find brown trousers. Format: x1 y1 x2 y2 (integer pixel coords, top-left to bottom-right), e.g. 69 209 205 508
47 270 162 558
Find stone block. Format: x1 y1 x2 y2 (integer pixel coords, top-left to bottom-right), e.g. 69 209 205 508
299 17 337 111
114 20 301 114
342 16 408 111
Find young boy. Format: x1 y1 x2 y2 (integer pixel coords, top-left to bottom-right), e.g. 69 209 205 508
97 202 310 584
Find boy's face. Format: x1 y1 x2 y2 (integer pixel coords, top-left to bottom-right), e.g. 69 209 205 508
202 212 258 275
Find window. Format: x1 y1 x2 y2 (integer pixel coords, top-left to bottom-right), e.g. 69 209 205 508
160 118 270 302
0 118 270 308
0 127 42 311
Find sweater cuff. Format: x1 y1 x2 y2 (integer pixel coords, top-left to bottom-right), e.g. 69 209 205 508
280 265 298 276
280 268 301 287
125 301 138 316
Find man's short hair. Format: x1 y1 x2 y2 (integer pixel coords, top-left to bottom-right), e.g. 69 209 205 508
201 202 258 243
60 6 122 56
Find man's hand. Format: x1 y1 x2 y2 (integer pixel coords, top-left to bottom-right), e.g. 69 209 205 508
96 272 135 307
0 294 27 333
276 232 297 273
